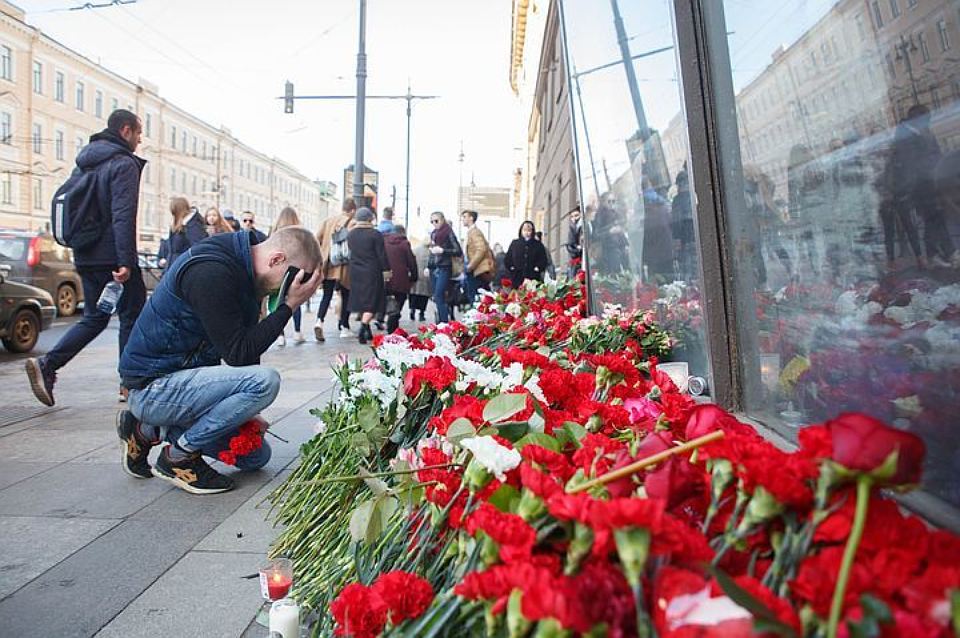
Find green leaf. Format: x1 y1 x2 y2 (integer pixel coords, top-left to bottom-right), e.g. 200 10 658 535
487 484 521 512
483 392 527 424
497 421 529 442
950 589 960 636
516 432 561 452
562 421 587 447
357 402 380 432
350 432 372 457
860 594 892 625
707 565 798 638
358 469 389 496
348 499 376 543
446 418 477 447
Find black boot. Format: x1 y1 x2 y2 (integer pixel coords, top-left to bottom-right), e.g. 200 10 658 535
358 323 371 344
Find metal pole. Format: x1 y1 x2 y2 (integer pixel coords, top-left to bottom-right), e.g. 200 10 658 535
610 0 649 137
405 82 412 228
353 0 367 202
572 67 602 203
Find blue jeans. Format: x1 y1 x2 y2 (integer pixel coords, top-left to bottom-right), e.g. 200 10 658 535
464 273 484 305
430 266 451 323
128 365 280 471
44 267 146 372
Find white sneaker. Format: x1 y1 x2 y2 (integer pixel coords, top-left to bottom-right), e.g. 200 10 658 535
293 331 305 343
276 334 286 347
339 329 355 339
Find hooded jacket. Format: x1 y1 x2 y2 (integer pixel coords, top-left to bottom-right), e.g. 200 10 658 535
384 232 418 294
72 130 146 268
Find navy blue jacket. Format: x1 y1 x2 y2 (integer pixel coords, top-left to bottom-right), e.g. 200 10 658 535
119 232 263 388
166 212 207 268
72 130 146 269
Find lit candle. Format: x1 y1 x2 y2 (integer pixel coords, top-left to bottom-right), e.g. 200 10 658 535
259 557 293 601
269 598 300 638
267 571 292 600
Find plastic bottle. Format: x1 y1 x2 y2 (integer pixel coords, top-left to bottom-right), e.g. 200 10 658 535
96 280 124 315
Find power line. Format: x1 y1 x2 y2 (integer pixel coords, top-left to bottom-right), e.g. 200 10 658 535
27 0 137 14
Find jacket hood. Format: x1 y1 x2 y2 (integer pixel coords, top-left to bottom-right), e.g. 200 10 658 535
384 233 409 247
76 130 141 171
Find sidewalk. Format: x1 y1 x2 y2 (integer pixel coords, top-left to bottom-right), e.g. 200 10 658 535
0 309 375 637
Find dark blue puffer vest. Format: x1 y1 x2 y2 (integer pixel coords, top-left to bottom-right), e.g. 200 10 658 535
119 232 258 384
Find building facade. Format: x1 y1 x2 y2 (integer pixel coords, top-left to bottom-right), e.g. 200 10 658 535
0 1 335 250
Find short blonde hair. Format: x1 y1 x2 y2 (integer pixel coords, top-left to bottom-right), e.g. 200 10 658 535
264 226 322 272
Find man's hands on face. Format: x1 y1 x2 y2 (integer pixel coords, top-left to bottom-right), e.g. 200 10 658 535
284 269 323 310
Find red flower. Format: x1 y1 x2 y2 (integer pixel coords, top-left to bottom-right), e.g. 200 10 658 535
822 413 925 485
403 356 458 396
330 583 388 638
466 503 536 562
217 419 264 465
371 571 434 624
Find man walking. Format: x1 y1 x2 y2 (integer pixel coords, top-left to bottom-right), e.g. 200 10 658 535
460 209 495 304
377 206 395 234
241 211 267 242
117 226 322 494
26 109 147 406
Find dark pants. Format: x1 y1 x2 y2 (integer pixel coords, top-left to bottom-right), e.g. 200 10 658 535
464 273 484 305
315 279 351 329
338 285 351 329
44 266 146 372
385 292 407 333
291 306 301 332
920 209 956 261
430 267 451 323
882 198 923 262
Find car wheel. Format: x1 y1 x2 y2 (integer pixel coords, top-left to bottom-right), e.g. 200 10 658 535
56 284 77 317
2 309 40 353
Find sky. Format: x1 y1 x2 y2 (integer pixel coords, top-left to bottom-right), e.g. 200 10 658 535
18 0 520 236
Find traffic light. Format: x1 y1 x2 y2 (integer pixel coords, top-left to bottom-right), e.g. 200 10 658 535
284 81 294 114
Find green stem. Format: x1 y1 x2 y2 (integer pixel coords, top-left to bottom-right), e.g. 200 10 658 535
826 475 872 638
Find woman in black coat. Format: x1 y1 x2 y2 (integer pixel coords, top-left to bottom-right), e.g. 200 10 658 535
504 220 549 288
163 198 206 270
347 207 390 344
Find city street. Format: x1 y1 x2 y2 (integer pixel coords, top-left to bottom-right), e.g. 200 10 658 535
0 307 372 637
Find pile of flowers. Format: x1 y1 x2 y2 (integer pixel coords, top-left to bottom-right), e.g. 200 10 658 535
270 276 960 638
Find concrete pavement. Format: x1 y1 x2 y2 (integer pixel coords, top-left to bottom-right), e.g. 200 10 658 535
0 307 391 637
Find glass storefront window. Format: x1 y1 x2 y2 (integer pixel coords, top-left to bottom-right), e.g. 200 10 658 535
561 0 712 382
706 0 960 506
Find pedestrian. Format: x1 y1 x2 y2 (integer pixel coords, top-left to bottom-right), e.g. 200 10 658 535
314 198 357 341
565 206 584 279
26 109 147 406
460 209 495 304
377 206 395 234
669 171 695 281
271 206 306 346
347 208 390 344
205 207 233 236
534 231 556 278
165 198 206 269
640 178 674 282
117 226 322 493
427 212 463 324
409 240 431 321
504 220 548 288
493 242 508 287
222 209 241 232
383 224 418 333
241 211 267 243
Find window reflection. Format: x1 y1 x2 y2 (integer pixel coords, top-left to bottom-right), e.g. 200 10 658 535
563 0 711 380
710 0 960 505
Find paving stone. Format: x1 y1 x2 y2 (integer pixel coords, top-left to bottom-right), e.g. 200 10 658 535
132 466 279 523
0 516 118 598
0 462 170 518
194 471 292 554
94 550 266 638
0 428 114 463
34 408 123 431
0 518 216 637
0 460 57 491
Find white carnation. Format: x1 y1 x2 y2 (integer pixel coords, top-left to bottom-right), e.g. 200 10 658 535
461 436 522 480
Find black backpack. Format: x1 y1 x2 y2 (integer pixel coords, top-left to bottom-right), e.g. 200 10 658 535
51 165 106 250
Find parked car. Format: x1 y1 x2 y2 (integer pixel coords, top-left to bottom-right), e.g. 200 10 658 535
0 230 84 316
0 264 55 353
138 251 164 293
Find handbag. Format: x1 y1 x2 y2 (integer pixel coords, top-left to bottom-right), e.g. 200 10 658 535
329 226 350 266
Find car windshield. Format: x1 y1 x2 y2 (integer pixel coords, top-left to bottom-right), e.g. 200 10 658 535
0 237 26 261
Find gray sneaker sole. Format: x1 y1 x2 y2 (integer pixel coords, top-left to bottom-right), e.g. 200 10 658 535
25 359 54 407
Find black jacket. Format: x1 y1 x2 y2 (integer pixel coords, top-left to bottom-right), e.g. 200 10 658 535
504 238 548 287
565 220 583 259
71 130 146 268
427 224 463 269
347 224 390 313
167 212 207 268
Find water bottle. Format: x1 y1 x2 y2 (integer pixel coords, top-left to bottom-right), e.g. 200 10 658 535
97 280 124 315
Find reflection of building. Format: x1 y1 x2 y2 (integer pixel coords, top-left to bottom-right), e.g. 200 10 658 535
0 1 329 248
509 0 578 263
458 185 511 218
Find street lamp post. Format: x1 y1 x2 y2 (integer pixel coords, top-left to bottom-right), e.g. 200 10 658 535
353 0 367 203
895 33 920 107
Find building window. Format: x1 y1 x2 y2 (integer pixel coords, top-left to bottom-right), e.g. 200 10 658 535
0 112 10 144
872 1 883 28
111 97 118 112
170 168 176 191
919 31 930 62
32 60 42 94
180 171 185 193
192 135 197 156
0 45 11 81
192 174 197 194
1 171 11 204
32 178 41 210
201 140 206 160
54 71 64 102
171 125 177 149
55 130 64 160
889 0 900 19
75 135 84 157
938 18 950 52
95 90 103 118
932 86 942 109
144 164 150 184
181 130 186 151
145 113 152 137
908 0 918 7
75 81 85 111
32 123 41 154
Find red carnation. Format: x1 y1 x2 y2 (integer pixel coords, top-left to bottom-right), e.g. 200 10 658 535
371 571 434 624
330 583 388 638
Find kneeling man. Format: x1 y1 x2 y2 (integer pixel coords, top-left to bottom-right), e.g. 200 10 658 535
117 226 322 494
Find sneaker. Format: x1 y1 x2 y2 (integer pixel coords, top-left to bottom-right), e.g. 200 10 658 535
276 334 286 347
152 446 235 495
932 255 952 269
118 386 128 403
25 358 56 406
374 321 385 331
313 324 325 342
339 328 355 339
116 410 154 479
293 331 305 344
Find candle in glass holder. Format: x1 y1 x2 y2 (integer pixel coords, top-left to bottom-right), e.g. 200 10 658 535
759 353 781 395
269 598 300 638
259 558 293 601
657 362 689 393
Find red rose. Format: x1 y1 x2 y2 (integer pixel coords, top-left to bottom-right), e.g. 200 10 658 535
824 413 925 485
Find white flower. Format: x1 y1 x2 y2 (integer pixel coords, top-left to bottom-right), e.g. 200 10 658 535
432 334 458 359
524 373 548 404
461 436 522 480
505 302 522 318
665 587 752 631
348 367 401 408
500 362 525 391
375 339 431 372
452 357 505 391
313 420 328 435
